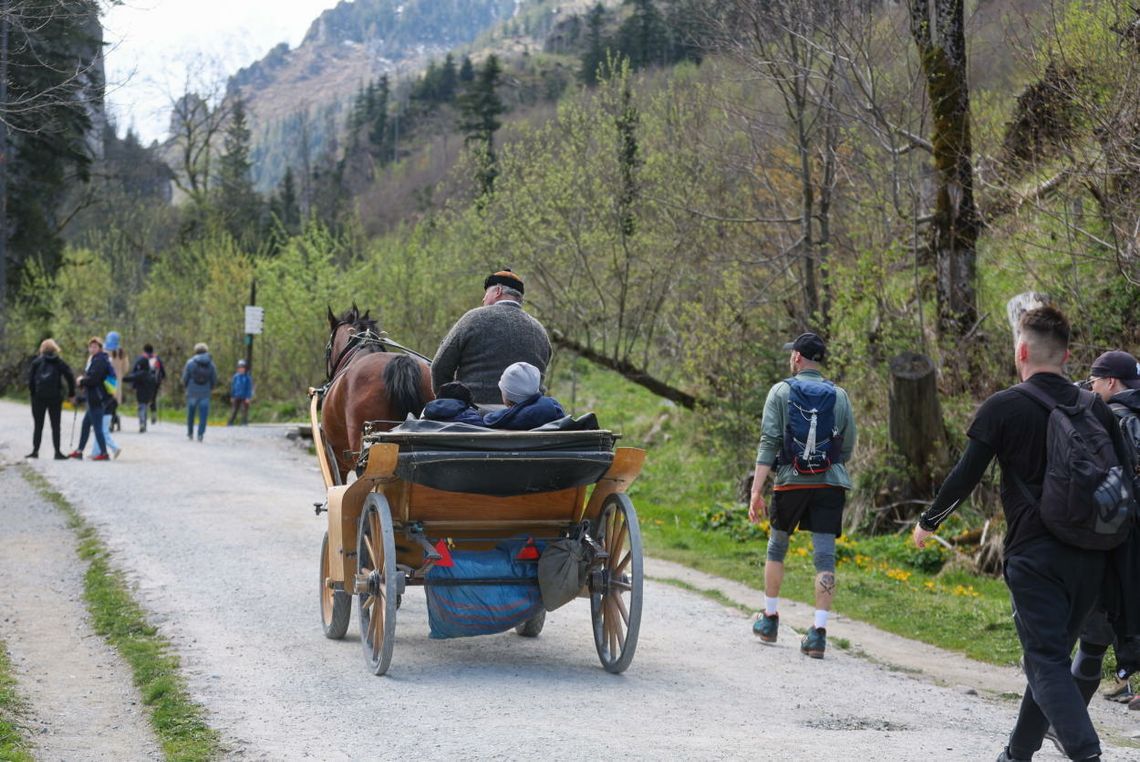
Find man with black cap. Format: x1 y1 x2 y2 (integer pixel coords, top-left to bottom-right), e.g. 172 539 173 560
747 331 857 659
431 268 552 407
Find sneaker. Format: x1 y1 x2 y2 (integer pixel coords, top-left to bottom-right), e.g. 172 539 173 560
752 612 779 643
24 451 38 459
53 452 68 460
1103 677 1133 702
1129 694 1140 711
197 435 204 442
90 453 110 461
112 447 122 460
67 450 83 459
996 749 1030 762
801 626 827 659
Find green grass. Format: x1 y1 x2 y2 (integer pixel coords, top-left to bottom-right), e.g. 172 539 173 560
549 359 1025 667
21 467 222 762
0 640 33 762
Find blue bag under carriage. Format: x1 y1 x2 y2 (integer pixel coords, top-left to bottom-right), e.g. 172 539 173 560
779 377 842 475
425 542 544 639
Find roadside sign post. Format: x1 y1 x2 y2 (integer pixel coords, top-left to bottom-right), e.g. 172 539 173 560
244 281 263 374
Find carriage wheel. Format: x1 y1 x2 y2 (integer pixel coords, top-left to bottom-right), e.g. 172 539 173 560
320 532 351 639
357 494 398 675
590 493 643 673
514 610 546 638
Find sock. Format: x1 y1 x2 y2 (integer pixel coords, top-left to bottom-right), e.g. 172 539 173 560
765 597 779 616
814 610 829 630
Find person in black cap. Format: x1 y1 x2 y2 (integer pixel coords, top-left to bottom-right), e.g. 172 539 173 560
747 330 857 659
431 268 552 407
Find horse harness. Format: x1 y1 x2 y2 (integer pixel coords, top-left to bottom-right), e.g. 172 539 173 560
313 327 432 403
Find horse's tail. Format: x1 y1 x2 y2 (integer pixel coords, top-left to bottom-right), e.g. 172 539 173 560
384 354 428 422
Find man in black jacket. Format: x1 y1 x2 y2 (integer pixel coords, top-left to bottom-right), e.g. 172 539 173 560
26 338 76 459
69 337 112 461
913 307 1123 762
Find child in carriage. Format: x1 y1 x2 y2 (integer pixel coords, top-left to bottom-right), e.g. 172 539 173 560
484 362 565 430
421 381 485 426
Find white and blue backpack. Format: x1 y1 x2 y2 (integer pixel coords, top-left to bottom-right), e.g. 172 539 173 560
778 377 843 475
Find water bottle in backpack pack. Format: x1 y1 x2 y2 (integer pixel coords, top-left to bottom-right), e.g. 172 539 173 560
779 377 843 475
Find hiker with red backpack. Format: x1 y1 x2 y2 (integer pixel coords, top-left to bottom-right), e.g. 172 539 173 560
914 307 1135 762
748 332 857 659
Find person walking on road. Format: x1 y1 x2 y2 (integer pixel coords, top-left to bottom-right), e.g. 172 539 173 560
913 307 1129 762
125 343 162 432
26 338 76 460
105 331 129 432
69 337 112 461
431 268 551 407
748 332 857 659
227 359 253 426
182 343 217 442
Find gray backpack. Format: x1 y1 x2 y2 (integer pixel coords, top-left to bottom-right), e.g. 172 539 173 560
1013 383 1135 551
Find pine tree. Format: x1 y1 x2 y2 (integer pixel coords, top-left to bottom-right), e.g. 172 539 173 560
368 76 390 158
440 53 459 102
579 3 608 85
271 166 301 235
458 55 475 83
458 55 506 197
218 98 262 244
618 0 668 70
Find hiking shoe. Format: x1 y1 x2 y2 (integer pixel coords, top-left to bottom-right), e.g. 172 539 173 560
801 626 826 658
90 453 110 461
996 749 1030 762
53 452 68 460
752 612 778 643
1129 694 1140 711
111 447 122 460
25 451 38 458
1103 677 1133 702
67 450 83 459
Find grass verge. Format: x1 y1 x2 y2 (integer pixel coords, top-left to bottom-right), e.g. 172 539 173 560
0 640 33 762
21 466 221 761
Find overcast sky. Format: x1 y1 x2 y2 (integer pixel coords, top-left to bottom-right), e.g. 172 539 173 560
102 0 340 144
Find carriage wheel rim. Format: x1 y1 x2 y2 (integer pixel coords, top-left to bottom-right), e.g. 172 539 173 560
357 496 397 674
591 494 643 672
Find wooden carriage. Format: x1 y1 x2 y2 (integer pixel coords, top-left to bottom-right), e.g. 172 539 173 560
310 394 646 676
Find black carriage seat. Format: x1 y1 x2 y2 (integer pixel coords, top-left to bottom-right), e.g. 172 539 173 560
362 414 617 497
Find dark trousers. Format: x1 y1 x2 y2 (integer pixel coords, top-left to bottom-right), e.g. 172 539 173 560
31 398 62 454
227 398 250 426
76 403 107 455
1004 537 1106 760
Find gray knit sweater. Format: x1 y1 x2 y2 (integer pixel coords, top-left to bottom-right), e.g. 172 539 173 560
431 301 552 404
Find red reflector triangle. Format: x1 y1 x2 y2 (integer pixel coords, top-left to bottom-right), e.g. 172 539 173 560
516 539 540 561
434 539 454 567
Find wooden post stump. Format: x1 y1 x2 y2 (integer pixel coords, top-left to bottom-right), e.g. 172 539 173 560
889 352 948 495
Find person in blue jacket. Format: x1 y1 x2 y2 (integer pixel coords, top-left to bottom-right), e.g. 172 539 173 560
421 381 485 425
227 359 254 426
68 337 112 460
182 342 218 441
484 362 565 430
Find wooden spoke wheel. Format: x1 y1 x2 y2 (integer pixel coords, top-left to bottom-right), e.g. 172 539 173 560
319 531 351 639
357 494 398 675
590 493 643 673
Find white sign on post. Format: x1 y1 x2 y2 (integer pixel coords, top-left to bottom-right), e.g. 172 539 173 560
244 305 265 335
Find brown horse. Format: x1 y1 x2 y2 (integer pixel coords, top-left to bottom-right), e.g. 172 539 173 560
321 305 433 482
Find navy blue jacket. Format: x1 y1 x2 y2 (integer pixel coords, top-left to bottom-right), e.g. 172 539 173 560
79 352 113 407
422 398 485 426
484 395 566 430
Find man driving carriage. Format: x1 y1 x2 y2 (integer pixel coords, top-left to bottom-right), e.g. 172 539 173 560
431 268 552 408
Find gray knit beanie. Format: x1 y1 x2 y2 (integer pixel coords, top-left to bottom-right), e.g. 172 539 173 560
498 362 541 403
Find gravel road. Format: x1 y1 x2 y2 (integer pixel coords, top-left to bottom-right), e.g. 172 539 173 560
0 399 1134 760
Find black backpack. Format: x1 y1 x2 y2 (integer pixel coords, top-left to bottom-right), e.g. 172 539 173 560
1012 382 1136 551
33 358 62 400
778 377 843 474
190 361 211 386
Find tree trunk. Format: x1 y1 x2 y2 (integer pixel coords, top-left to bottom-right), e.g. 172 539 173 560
909 0 979 340
888 352 948 495
551 330 703 409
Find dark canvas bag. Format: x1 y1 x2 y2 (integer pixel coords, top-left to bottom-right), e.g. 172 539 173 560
537 538 589 611
1013 382 1136 551
33 359 63 400
190 361 211 385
